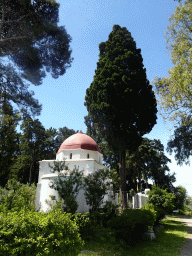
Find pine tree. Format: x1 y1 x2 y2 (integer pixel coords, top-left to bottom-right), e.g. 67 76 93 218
9 114 58 186
0 89 21 188
0 0 74 86
84 25 157 209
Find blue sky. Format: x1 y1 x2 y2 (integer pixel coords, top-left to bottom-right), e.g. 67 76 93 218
4 0 192 196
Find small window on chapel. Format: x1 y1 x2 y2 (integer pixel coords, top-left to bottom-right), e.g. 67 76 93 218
70 153 72 159
87 154 89 159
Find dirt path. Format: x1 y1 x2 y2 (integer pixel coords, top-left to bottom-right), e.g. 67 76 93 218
176 215 192 255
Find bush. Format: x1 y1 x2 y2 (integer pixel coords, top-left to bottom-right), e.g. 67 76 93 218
143 203 165 226
87 201 120 229
0 178 36 214
69 212 97 241
173 186 187 211
102 201 118 228
107 208 155 245
0 207 84 256
88 210 105 228
147 185 175 215
178 206 188 215
44 198 98 241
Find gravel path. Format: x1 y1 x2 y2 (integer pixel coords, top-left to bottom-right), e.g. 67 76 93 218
177 216 192 256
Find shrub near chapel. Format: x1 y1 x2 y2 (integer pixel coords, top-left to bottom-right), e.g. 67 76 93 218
144 185 176 224
0 180 85 256
0 178 36 213
0 207 84 256
108 208 156 245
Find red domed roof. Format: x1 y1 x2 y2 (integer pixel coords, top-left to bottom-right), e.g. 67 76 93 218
57 131 101 154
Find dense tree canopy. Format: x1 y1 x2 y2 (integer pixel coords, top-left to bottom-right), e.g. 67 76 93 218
0 62 42 118
0 93 20 188
85 116 176 195
0 100 77 188
84 25 157 209
125 138 176 193
151 0 192 129
0 0 74 86
85 115 118 170
166 115 192 167
173 185 187 210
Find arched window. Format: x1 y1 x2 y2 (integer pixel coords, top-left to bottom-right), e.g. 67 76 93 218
70 153 72 159
87 154 89 159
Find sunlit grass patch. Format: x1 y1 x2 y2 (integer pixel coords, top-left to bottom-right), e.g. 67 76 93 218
78 215 189 256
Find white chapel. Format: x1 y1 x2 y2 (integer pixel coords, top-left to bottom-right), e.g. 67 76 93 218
35 130 113 214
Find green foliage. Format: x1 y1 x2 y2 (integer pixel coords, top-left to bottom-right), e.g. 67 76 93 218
48 159 85 215
125 138 176 192
145 185 176 224
166 117 192 167
45 199 98 241
87 210 105 229
142 203 157 223
0 63 42 119
84 24 157 155
129 189 135 197
82 168 112 212
9 116 52 185
69 212 97 241
0 208 84 256
84 116 120 187
151 0 192 169
186 195 192 207
173 185 187 210
147 185 175 212
9 118 76 187
0 98 21 188
0 178 36 214
142 203 165 226
84 24 157 210
101 201 119 228
103 200 119 215
0 0 73 86
151 0 192 128
108 208 156 245
45 196 65 213
178 206 188 215
47 159 113 215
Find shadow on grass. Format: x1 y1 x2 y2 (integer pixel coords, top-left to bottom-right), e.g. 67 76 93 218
79 216 190 256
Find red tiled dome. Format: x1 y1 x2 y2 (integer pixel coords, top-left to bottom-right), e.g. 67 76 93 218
57 131 101 154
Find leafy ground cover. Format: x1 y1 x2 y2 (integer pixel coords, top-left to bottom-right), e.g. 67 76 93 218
77 215 189 256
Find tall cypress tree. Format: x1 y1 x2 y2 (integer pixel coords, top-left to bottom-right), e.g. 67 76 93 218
84 25 157 209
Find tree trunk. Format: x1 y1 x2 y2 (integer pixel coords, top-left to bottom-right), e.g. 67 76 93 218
139 176 141 192
29 146 35 186
29 161 33 186
119 150 128 210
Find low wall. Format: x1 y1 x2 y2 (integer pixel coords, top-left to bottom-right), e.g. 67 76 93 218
111 191 149 209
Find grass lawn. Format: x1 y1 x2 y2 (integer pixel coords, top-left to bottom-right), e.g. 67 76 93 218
77 215 189 256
